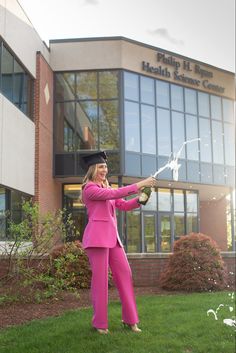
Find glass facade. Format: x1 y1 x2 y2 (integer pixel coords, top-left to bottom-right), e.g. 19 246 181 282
56 68 235 253
54 70 120 176
123 71 235 186
0 42 34 119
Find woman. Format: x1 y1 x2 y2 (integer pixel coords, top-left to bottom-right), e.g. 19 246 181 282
81 151 157 334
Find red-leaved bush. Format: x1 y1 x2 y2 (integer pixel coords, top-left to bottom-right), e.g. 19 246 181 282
160 233 228 292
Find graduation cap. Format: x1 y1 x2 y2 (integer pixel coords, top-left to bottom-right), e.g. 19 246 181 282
82 151 107 168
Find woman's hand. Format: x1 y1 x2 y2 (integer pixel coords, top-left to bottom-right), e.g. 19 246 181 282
136 176 158 190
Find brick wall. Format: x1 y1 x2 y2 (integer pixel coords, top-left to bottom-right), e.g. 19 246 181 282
128 253 235 287
34 52 61 215
0 252 235 287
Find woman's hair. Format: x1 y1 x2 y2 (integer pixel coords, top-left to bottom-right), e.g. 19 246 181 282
81 164 109 190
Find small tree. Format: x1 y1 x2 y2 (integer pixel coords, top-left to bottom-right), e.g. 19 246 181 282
160 233 228 292
0 200 85 302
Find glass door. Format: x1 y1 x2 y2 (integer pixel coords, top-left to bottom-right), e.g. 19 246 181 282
158 213 172 252
143 212 157 252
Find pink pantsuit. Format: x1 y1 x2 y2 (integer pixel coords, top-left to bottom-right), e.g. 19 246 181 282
82 182 140 329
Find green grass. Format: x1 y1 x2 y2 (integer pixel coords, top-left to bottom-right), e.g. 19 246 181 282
0 292 235 353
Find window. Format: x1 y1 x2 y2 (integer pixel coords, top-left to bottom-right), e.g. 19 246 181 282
141 105 156 154
124 71 139 101
185 88 197 115
0 43 34 119
54 70 119 155
172 111 186 158
99 100 119 149
186 115 199 161
223 98 234 123
171 84 184 111
0 188 6 240
198 92 210 118
199 118 212 163
224 123 235 166
140 76 154 105
212 120 224 164
158 189 171 211
126 210 141 252
156 80 170 108
55 73 75 101
157 108 171 156
124 101 140 152
210 95 222 120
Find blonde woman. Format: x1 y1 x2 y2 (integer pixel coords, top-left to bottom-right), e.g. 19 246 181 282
81 151 157 334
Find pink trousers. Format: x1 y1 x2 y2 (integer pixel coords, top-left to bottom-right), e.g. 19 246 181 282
86 243 139 329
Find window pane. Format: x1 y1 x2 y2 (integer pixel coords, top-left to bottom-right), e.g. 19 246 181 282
186 191 198 212
186 115 199 160
187 213 198 233
1 46 14 100
200 163 213 183
143 190 157 211
185 88 197 115
13 60 24 108
212 120 224 164
76 101 98 150
55 73 75 101
172 112 186 158
156 80 170 108
174 190 184 212
99 100 119 150
76 72 97 99
224 123 235 166
158 189 171 211
141 105 156 154
157 108 171 156
174 213 185 239
54 102 76 153
199 118 212 162
210 95 222 120
140 76 154 105
126 211 141 253
124 71 139 101
160 214 171 252
124 101 140 152
144 214 156 252
171 84 184 111
0 188 6 240
223 98 234 123
99 71 118 99
198 92 210 117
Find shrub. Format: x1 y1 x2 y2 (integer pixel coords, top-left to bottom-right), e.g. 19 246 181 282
50 241 91 289
0 200 82 303
160 233 228 292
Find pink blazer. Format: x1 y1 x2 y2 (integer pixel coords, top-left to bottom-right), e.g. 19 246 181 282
82 181 140 248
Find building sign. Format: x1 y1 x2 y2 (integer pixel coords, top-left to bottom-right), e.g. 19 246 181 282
142 52 225 94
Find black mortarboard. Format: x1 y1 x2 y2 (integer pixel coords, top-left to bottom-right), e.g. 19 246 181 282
82 151 107 168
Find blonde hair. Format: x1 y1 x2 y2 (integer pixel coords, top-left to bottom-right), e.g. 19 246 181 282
81 164 109 190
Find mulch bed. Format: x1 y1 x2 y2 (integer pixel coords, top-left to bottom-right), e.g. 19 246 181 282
0 286 171 330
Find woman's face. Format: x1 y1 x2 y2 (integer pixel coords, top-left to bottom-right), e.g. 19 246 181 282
95 163 108 183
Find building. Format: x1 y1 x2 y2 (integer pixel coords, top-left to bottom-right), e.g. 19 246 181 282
0 0 235 285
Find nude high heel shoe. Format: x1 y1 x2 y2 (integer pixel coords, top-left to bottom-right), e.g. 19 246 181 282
122 321 142 333
95 328 109 335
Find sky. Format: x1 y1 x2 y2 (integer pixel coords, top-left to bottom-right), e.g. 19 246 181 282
18 0 235 72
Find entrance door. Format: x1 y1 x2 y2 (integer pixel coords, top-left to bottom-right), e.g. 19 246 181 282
158 213 172 252
143 212 157 252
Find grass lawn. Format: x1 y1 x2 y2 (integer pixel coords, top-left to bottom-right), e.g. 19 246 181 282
0 291 235 353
